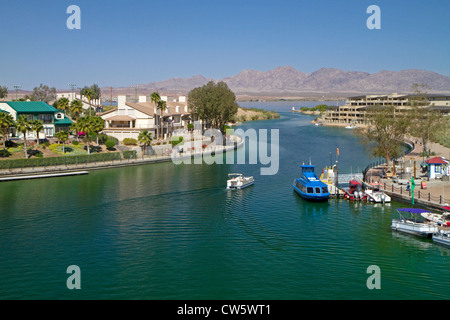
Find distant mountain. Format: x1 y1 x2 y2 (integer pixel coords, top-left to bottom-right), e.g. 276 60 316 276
110 66 450 97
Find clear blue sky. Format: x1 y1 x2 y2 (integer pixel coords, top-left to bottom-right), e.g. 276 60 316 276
1 0 450 90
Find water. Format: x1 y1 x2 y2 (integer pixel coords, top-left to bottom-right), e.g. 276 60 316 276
0 102 449 300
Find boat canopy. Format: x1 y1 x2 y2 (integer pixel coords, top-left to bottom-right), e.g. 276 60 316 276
397 208 432 214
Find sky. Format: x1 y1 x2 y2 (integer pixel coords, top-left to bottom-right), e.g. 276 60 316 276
1 0 450 90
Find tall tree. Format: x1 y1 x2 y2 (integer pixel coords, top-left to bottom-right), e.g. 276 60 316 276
138 130 153 159
30 119 44 146
357 105 410 169
0 86 8 100
76 116 94 154
156 99 167 140
0 112 14 150
188 81 239 134
30 84 57 103
70 99 83 120
150 92 161 140
91 116 105 145
55 131 69 154
15 115 32 159
407 83 445 156
56 97 70 113
81 88 95 116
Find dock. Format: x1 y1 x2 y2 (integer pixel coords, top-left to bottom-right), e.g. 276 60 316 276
0 171 89 182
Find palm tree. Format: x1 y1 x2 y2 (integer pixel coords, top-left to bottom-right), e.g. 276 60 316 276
83 88 95 116
138 130 153 159
30 119 44 146
77 116 93 154
70 122 80 142
70 99 83 120
0 112 14 150
91 116 105 145
15 115 31 159
156 99 167 140
150 92 161 140
55 131 69 154
56 98 70 113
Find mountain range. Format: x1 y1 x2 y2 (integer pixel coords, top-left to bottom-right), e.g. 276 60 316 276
112 66 450 98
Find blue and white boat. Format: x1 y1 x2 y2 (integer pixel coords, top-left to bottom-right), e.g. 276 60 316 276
292 164 330 201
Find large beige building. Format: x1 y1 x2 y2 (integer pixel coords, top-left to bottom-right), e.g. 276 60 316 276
99 95 191 141
323 93 450 125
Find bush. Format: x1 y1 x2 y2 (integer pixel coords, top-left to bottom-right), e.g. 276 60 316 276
123 138 138 146
0 152 122 170
171 136 184 147
105 140 116 150
122 150 137 159
72 140 79 145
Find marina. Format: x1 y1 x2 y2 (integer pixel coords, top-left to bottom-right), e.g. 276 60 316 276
0 104 448 300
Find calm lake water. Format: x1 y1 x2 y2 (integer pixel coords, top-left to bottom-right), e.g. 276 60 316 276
0 101 449 300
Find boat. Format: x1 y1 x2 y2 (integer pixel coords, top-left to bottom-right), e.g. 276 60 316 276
421 211 450 226
226 173 254 189
364 182 391 203
391 208 438 238
432 231 450 248
345 123 357 129
319 165 345 197
293 164 330 201
342 179 366 201
314 122 323 126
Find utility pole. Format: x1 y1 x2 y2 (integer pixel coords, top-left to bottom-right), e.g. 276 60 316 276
13 85 21 100
69 83 77 101
110 87 113 107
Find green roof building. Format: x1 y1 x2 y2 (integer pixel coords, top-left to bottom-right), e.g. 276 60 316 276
0 101 73 139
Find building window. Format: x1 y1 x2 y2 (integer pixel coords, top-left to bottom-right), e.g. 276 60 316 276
38 114 53 124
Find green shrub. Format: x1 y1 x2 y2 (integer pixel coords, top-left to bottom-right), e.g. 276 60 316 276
105 140 116 150
0 152 122 169
123 138 138 145
171 136 184 147
122 150 137 159
72 140 79 145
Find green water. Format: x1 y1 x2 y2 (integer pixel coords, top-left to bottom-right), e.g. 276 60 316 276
0 103 449 299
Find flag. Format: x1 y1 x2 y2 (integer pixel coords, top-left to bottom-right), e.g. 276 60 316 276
411 177 416 205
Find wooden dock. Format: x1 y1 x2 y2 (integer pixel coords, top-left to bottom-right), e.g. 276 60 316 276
0 171 89 182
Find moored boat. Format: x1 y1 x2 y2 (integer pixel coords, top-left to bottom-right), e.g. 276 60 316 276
364 182 391 203
432 231 450 248
342 179 366 201
293 164 330 201
392 208 438 238
226 173 254 190
319 165 345 197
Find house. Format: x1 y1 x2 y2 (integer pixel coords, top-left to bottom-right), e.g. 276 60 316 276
0 101 73 139
426 157 449 179
56 92 102 112
99 95 192 141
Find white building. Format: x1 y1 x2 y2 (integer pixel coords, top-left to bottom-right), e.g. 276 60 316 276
99 95 191 141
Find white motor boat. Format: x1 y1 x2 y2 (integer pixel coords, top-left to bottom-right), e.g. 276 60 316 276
226 173 254 190
421 211 450 227
345 123 358 129
392 208 438 238
365 183 391 203
432 231 450 248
